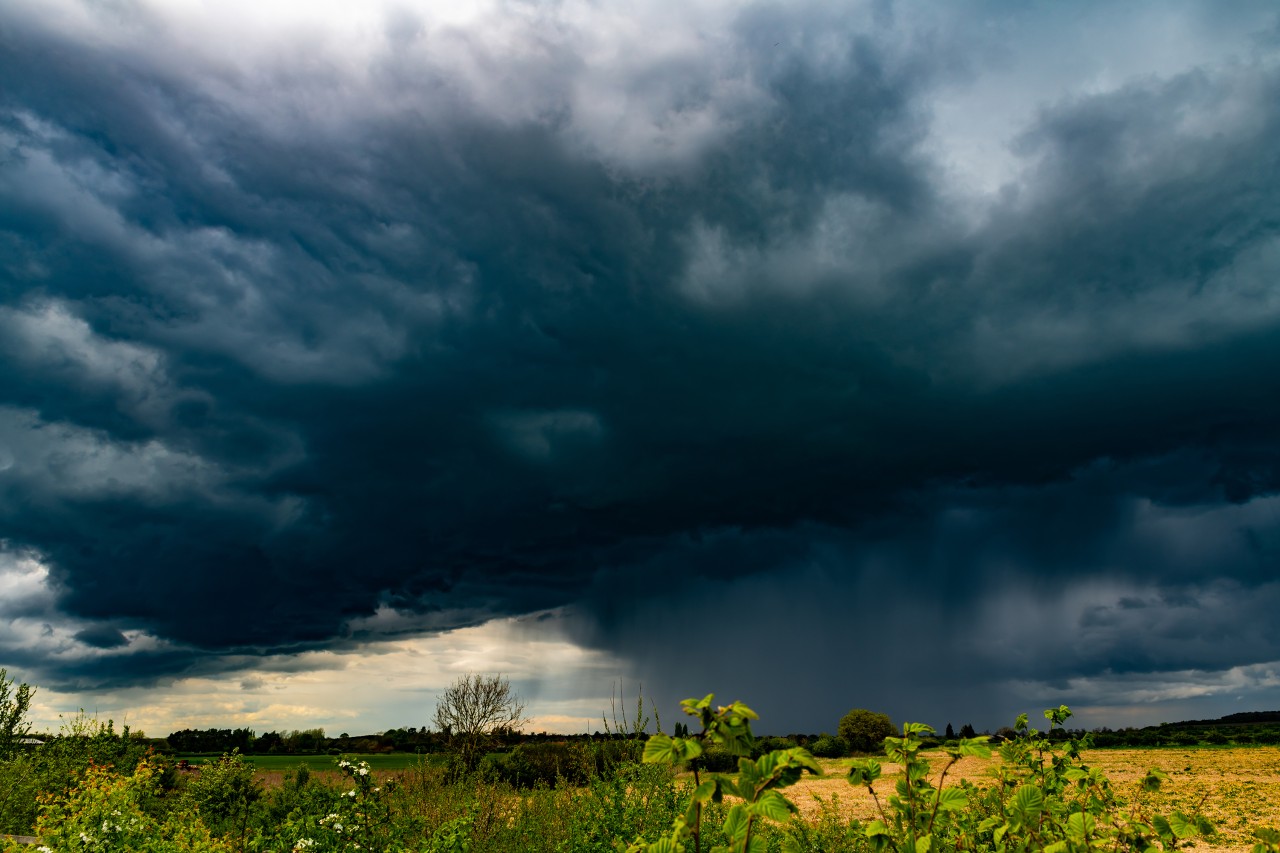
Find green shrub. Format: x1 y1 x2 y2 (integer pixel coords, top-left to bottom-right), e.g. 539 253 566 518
0 711 152 835
32 757 231 853
591 738 645 776
694 745 740 773
627 694 822 853
495 741 593 787
0 753 40 835
179 750 261 848
838 708 896 754
808 734 849 759
555 762 684 853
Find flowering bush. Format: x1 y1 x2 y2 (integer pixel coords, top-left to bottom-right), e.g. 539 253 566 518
277 758 398 853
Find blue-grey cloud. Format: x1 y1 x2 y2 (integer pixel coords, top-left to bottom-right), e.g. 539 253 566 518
1 0 1278 728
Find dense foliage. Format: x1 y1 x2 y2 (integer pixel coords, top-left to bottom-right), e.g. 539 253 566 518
0 670 33 761
838 710 896 755
2 666 1280 853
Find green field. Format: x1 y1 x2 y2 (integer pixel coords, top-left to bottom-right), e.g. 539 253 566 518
176 752 445 771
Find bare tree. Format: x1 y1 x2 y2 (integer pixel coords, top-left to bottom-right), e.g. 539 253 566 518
433 673 527 772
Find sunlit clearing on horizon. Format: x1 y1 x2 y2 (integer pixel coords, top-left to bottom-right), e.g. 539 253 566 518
18 613 623 737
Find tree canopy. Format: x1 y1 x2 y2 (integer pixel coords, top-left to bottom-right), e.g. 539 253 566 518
838 707 895 753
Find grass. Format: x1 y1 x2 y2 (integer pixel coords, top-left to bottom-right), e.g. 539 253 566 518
176 752 446 772
170 745 1280 851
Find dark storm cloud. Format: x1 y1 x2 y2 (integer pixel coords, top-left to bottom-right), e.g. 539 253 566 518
1 0 1279 725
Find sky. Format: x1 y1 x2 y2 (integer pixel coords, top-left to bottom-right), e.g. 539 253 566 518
2 0 1280 739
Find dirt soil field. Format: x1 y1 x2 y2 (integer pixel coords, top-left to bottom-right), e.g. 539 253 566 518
784 747 1280 852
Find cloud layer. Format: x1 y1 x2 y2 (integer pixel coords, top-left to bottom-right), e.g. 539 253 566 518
2 0 1279 730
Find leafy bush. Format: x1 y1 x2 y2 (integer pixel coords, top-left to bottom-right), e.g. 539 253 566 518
591 738 645 776
808 734 849 758
23 757 230 853
753 736 799 757
494 741 594 787
0 711 152 835
628 694 822 853
559 762 685 853
0 752 40 835
694 746 741 773
179 750 261 848
838 708 896 754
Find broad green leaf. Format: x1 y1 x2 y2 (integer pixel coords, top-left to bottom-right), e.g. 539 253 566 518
720 777 747 801
1168 812 1198 839
749 790 796 823
681 739 704 761
848 759 881 786
914 833 932 853
1152 816 1172 840
903 722 935 736
1196 816 1215 837
643 734 679 765
739 757 764 788
1044 705 1073 726
959 737 992 758
1062 768 1087 782
1008 785 1044 823
1044 842 1068 853
722 804 749 841
1066 812 1096 842
784 747 822 775
935 787 968 812
864 821 891 838
692 780 717 803
683 695 714 712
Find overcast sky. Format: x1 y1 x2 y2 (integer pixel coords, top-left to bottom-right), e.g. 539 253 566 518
2 0 1280 738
